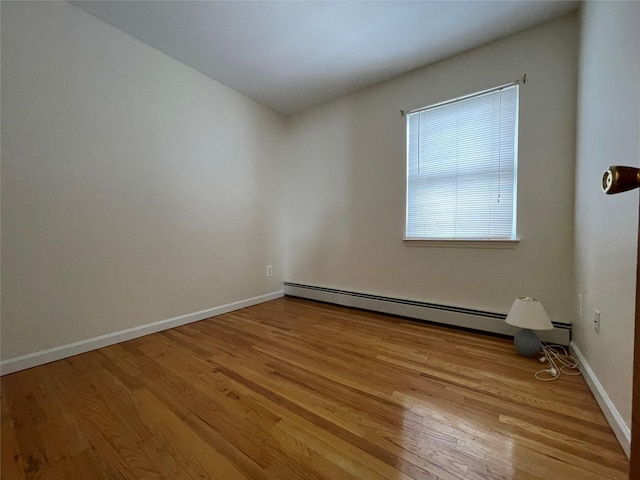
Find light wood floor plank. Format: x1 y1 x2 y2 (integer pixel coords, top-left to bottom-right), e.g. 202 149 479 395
1 297 629 479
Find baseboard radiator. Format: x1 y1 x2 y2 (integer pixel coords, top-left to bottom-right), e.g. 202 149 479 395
283 282 571 345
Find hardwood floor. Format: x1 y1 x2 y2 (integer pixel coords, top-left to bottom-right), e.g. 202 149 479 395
1 297 629 479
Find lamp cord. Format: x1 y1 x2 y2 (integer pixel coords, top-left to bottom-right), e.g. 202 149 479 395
535 342 581 381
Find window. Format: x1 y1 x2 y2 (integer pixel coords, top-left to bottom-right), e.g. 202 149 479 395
405 83 519 241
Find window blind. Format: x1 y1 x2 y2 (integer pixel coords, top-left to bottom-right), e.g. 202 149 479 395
405 84 519 240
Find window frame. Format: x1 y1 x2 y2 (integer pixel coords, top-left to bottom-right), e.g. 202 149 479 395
403 82 520 246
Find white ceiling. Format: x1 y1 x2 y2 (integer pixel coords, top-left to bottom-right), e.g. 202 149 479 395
71 1 579 116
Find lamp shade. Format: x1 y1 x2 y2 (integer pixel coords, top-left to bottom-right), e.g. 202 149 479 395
505 297 553 331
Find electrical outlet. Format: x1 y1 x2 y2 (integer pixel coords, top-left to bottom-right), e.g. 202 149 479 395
577 294 583 317
266 265 273 277
594 309 600 334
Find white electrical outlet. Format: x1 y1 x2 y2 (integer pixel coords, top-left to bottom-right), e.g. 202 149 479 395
266 265 273 277
594 309 600 334
577 294 583 317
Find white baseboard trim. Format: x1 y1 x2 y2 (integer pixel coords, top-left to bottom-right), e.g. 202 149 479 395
570 341 630 457
0 290 284 376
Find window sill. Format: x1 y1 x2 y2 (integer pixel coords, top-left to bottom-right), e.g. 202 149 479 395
403 238 520 249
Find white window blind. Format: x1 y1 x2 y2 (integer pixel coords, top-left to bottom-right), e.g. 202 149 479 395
405 83 519 241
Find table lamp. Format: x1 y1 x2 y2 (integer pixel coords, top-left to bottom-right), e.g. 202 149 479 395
505 297 553 357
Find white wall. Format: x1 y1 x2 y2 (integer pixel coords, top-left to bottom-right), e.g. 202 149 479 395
574 1 640 432
1 1 286 360
284 15 579 323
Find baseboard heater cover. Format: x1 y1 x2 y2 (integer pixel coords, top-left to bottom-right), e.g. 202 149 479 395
283 282 571 345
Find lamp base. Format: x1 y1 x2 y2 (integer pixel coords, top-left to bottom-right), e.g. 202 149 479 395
513 328 542 357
